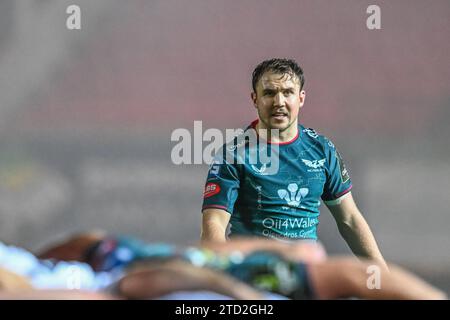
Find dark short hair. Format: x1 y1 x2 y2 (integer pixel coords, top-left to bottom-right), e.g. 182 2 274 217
252 58 305 92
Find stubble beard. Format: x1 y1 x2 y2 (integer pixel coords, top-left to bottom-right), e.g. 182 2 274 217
257 110 297 134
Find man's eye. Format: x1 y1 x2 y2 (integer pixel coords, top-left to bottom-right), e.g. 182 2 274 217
283 90 293 96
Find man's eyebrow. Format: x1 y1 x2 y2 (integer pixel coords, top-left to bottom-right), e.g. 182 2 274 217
262 86 295 92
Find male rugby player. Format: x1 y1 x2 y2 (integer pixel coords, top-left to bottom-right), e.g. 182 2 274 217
201 58 386 267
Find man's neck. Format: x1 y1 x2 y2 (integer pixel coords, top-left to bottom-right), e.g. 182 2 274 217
255 121 298 144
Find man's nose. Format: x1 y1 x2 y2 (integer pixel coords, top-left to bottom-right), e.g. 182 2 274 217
273 92 285 106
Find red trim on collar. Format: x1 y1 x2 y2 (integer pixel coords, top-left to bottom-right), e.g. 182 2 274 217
250 119 299 145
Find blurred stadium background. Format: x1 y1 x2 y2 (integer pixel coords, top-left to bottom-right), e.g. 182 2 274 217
0 1 449 292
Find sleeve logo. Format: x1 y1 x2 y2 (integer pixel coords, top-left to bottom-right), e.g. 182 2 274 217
336 151 350 183
203 182 221 198
303 128 319 139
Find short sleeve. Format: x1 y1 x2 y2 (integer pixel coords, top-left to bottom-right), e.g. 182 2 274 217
321 139 352 203
202 153 241 214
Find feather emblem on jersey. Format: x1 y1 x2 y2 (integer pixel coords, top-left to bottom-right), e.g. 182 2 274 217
301 159 326 169
277 183 309 207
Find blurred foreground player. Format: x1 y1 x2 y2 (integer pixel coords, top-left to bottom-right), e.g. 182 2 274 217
34 233 446 300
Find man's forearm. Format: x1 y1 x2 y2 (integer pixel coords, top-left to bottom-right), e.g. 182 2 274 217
205 269 265 299
120 261 263 299
200 222 227 243
201 209 231 243
203 238 326 263
310 258 446 300
0 268 33 291
337 216 387 268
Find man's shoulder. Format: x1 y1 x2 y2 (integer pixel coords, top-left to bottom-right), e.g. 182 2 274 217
210 124 256 165
220 123 258 152
300 125 335 149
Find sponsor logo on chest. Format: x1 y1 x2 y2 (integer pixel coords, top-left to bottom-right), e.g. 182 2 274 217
301 158 326 172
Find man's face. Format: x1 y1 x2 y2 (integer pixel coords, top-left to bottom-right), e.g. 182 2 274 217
251 71 305 132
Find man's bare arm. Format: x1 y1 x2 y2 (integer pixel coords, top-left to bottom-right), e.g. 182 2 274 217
201 208 231 243
0 268 33 291
309 257 446 300
326 193 387 269
119 260 264 300
202 238 327 263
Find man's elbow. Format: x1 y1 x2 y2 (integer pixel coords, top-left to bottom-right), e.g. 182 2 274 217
336 217 356 237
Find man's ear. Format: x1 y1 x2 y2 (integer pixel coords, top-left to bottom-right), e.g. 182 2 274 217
251 92 257 108
299 90 306 108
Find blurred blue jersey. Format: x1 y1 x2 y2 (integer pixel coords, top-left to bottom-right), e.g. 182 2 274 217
0 242 118 290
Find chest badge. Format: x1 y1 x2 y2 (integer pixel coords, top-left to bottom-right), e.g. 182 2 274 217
277 183 309 207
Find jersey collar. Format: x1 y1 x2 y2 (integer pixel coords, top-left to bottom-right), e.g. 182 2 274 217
249 119 300 145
